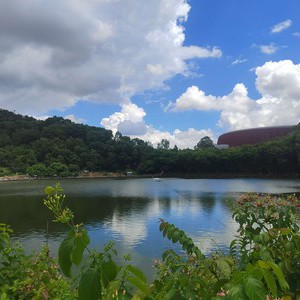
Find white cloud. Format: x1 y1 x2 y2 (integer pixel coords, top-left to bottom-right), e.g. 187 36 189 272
232 58 247 65
101 102 147 134
31 115 51 121
101 101 213 148
168 60 300 131
64 114 86 124
255 60 300 101
139 126 214 149
167 86 218 112
293 32 300 37
0 0 221 115
259 43 279 55
271 19 292 33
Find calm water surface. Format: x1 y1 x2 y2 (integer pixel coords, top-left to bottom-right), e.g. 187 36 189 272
1 177 300 277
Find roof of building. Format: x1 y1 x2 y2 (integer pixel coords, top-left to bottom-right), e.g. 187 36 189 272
217 125 296 147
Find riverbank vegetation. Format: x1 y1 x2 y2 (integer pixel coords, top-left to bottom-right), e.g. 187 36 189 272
0 185 299 299
0 109 299 178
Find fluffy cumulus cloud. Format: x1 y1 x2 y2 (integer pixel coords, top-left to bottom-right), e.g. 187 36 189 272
271 19 292 33
101 102 147 135
0 0 221 115
101 101 213 149
168 60 300 131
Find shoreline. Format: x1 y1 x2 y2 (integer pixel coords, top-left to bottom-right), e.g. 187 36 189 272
1 172 300 182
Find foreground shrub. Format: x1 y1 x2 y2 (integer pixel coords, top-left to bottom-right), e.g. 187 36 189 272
0 224 74 299
155 193 300 299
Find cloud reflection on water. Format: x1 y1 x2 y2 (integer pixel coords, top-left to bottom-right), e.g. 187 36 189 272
2 178 300 268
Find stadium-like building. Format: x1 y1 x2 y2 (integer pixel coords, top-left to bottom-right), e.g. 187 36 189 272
217 125 296 147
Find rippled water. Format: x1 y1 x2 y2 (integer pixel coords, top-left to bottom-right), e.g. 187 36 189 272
1 177 300 277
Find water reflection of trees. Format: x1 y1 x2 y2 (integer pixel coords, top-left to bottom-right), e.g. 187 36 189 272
0 189 237 238
0 194 154 235
166 191 220 214
70 196 151 222
200 193 216 213
0 195 55 233
157 197 172 214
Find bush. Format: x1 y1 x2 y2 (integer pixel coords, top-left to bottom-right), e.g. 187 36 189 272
26 163 48 177
0 167 12 177
47 162 72 177
0 223 74 299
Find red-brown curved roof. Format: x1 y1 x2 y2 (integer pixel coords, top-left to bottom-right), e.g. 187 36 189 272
217 126 295 147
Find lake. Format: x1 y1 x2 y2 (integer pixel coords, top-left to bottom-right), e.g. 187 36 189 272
1 177 300 277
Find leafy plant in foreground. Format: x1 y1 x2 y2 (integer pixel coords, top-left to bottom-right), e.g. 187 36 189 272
44 183 149 299
0 223 73 299
231 193 300 297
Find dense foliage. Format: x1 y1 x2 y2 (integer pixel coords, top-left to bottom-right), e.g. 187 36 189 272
0 109 300 176
0 185 299 299
0 223 74 299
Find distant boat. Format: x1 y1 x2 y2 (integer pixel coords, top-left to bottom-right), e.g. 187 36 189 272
153 176 161 182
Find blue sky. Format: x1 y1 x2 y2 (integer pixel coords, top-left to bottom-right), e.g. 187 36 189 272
0 0 299 148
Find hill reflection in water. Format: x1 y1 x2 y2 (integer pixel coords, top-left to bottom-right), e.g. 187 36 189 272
1 177 300 277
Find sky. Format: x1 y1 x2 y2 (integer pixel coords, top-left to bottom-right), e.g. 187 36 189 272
0 0 299 149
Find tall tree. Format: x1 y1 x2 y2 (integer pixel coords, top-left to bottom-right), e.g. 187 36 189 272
195 136 214 149
157 139 170 150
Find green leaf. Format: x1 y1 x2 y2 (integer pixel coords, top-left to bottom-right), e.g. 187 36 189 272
159 221 167 232
127 276 150 296
44 186 56 196
127 265 147 283
261 269 277 296
107 280 121 296
71 229 90 266
178 230 186 244
182 240 188 250
229 284 247 300
171 230 181 243
0 293 9 300
58 233 75 277
178 274 189 286
78 268 101 300
259 246 272 261
245 264 263 280
268 261 289 290
257 260 269 269
167 225 175 240
216 257 231 279
162 249 179 262
165 289 177 300
244 276 266 300
162 226 168 237
195 249 205 260
101 260 118 287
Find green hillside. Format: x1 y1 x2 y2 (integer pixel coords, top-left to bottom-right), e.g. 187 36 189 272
0 109 299 177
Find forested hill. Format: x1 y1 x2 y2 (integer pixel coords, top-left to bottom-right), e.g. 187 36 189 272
0 109 299 177
0 109 154 176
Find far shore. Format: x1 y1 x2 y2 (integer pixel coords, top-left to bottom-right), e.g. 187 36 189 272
1 171 300 182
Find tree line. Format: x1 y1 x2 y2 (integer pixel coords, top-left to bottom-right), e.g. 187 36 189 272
0 109 299 177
